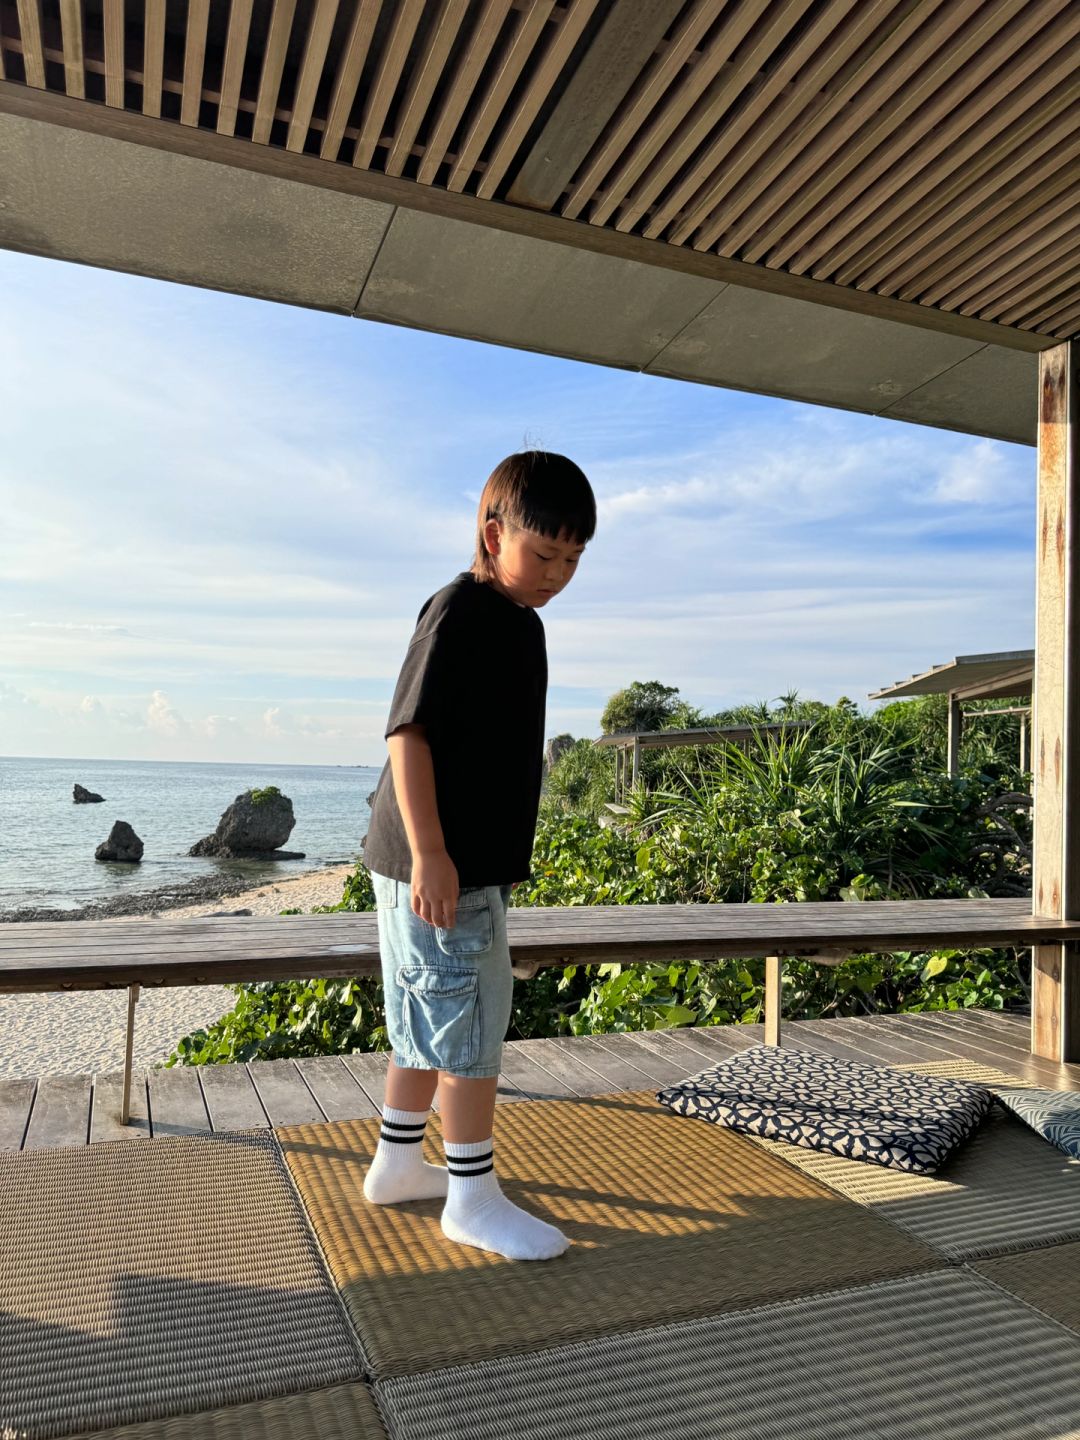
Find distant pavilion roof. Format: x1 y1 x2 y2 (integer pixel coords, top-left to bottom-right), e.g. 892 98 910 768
595 723 811 750
869 651 1035 703
2 2 1079 444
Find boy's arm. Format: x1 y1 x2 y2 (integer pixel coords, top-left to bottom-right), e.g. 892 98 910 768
386 724 459 928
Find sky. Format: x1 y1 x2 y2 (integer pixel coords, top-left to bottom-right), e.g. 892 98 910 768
1 248 1036 767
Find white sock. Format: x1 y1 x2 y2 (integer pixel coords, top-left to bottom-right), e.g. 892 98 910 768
441 1137 569 1261
363 1107 449 1204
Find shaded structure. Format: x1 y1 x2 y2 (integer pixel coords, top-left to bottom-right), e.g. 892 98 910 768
595 721 811 801
0 1 1076 1061
871 650 1035 774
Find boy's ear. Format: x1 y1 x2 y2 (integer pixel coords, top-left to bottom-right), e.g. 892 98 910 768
482 517 502 556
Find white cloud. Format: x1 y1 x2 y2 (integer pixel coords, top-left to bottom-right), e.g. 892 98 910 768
146 690 185 737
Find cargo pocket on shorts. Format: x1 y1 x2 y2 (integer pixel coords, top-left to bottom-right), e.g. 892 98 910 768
398 964 481 1071
435 888 494 957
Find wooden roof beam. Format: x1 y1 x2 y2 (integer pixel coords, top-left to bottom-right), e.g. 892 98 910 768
505 0 683 211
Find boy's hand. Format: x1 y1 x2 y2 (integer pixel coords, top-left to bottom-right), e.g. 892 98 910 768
411 850 460 929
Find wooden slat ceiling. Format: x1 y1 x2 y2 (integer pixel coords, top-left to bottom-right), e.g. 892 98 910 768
1 0 1078 340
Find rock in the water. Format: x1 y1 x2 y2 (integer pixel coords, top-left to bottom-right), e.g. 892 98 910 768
74 783 105 803
189 787 300 859
95 821 144 863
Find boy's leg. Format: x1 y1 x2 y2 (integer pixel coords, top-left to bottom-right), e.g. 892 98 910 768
439 1070 568 1263
363 873 449 1205
384 1055 439 1112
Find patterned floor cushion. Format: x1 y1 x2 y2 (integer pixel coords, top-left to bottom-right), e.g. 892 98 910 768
655 1045 993 1175
994 1088 1080 1160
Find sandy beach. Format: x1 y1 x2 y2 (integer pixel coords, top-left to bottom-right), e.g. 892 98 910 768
0 863 356 1080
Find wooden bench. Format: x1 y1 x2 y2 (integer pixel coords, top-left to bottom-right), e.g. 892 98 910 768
3 898 1078 1124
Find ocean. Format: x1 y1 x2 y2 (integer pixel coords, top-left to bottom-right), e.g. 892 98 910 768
0 755 384 913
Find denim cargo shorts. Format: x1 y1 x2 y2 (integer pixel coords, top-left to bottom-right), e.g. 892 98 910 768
371 871 514 1078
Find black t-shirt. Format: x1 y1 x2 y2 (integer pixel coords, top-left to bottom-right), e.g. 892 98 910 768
362 572 547 887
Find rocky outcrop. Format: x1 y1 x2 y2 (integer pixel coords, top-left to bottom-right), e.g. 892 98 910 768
74 783 105 803
544 734 575 770
95 821 144 863
189 788 305 860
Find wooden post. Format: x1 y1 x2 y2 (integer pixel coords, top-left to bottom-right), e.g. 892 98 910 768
122 983 140 1123
947 694 962 774
631 735 641 791
1019 712 1029 774
764 956 782 1045
1032 340 1080 1062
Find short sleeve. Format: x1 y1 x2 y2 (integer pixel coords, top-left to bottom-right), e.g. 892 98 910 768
384 616 456 739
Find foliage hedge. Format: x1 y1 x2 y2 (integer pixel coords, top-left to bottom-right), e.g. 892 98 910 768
163 693 1032 1068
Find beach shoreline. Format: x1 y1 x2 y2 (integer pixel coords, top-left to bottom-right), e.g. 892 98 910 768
0 859 357 924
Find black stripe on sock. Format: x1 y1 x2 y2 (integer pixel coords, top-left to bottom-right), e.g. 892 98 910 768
447 1161 494 1177
381 1118 427 1130
446 1148 494 1167
380 1132 425 1144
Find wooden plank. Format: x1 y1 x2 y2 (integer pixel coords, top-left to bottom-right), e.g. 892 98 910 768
828 1015 962 1065
180 0 210 127
199 1063 269 1130
102 0 125 107
319 0 381 163
764 955 782 1044
497 1043 578 1100
871 84 1080 297
58 0 84 98
217 0 255 136
503 0 674 209
563 0 723 221
477 0 602 202
664 0 861 246
383 0 471 177
0 79 1050 356
589 0 771 229
0 1077 34 1149
819 22 1080 286
416 0 515 186
619 1028 707 1076
15 0 46 87
352 0 427 171
887 1011 1078 1088
252 0 296 145
142 0 166 117
286 0 339 153
735 0 996 267
90 1071 152 1143
630 0 820 240
247 1058 326 1125
1034 341 1080 1060
22 1073 91 1149
147 1064 213 1136
446 0 558 194
341 1050 390 1109
779 0 1065 277
546 1033 668 1090
584 1031 696 1085
507 1036 618 1095
295 1055 380 1119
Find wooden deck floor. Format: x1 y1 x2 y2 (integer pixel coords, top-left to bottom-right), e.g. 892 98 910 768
1 1009 1076 1151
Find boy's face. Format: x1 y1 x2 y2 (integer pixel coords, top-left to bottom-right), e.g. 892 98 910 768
484 521 585 608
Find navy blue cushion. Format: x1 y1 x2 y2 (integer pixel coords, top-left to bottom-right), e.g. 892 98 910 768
656 1044 993 1175
994 1088 1080 1161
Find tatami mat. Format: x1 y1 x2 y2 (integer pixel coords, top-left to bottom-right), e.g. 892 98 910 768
0 1131 363 1439
67 1383 387 1440
277 1089 938 1377
973 1241 1080 1337
749 1062 1078 1261
376 1270 1080 1440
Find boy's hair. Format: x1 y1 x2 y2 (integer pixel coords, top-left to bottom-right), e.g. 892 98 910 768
471 450 596 580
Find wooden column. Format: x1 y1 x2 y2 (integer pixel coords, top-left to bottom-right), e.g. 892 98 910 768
1032 340 1080 1062
947 694 962 774
1019 712 1029 774
631 735 641 791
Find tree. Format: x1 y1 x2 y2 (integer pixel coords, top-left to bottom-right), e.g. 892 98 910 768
601 681 681 734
